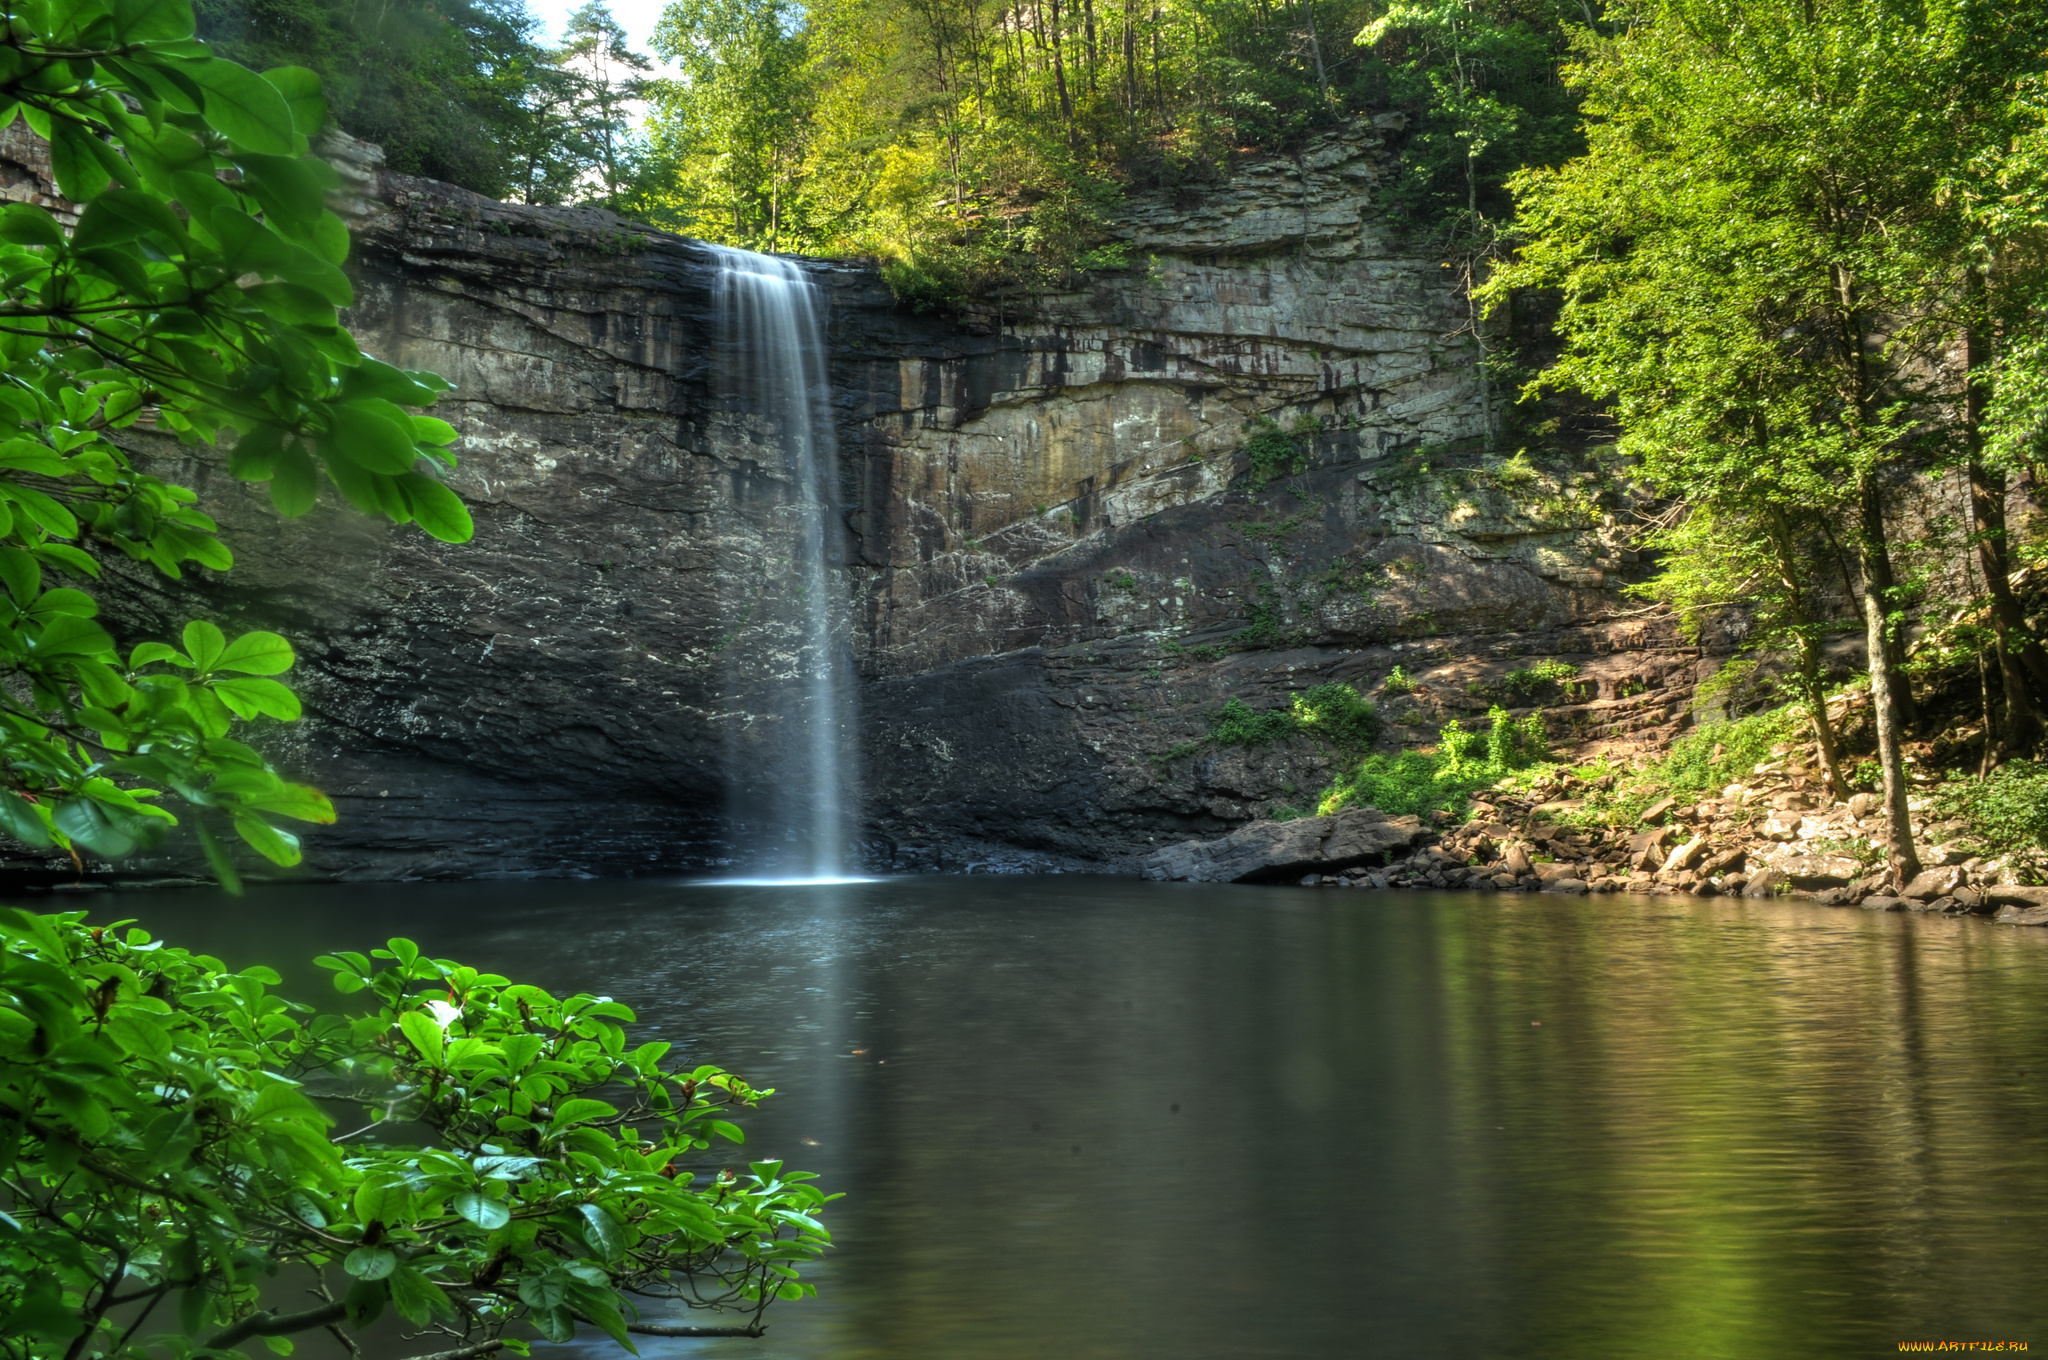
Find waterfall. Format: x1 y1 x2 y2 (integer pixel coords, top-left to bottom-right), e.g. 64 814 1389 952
708 244 858 880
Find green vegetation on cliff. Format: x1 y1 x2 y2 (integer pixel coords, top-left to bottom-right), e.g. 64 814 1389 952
1319 703 1548 819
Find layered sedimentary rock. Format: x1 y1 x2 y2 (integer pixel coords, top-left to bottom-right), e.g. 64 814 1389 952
1138 808 1426 884
12 124 1723 879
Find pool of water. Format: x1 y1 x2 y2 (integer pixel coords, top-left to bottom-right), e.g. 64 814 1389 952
86 876 2048 1359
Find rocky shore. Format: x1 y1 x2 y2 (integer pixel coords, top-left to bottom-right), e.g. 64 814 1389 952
1143 761 2048 926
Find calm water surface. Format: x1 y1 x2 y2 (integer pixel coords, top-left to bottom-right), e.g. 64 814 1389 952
89 877 2048 1360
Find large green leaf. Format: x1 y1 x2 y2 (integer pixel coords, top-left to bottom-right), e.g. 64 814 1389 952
210 677 301 720
32 614 115 660
183 57 297 155
53 798 140 857
269 442 320 517
181 620 226 671
452 1190 510 1230
251 781 334 823
72 189 189 250
0 791 52 847
215 630 295 675
397 473 475 543
110 0 194 41
328 401 421 474
260 66 327 137
399 1009 445 1065
232 813 301 866
342 1247 396 1281
0 203 63 247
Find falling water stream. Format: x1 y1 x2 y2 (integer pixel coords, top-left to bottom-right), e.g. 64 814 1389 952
709 245 858 880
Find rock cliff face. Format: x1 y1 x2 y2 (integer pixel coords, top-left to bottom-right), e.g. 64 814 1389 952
51 126 1716 879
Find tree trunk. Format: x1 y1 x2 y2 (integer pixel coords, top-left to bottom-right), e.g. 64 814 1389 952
1971 459 2048 747
1122 0 1137 114
1050 0 1073 122
1858 481 1919 886
1857 475 1916 732
1083 0 1098 92
1766 511 1848 800
1978 638 1997 778
1963 283 2048 755
1299 0 1327 95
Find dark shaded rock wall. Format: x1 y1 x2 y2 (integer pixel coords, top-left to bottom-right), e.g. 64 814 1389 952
31 127 1718 879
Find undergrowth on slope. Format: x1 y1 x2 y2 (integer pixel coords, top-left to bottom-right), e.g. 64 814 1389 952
1318 706 1549 820
1209 683 1382 752
1531 704 1808 830
1933 761 2048 868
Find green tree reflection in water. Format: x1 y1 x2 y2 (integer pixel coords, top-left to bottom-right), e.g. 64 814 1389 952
1429 901 2048 1358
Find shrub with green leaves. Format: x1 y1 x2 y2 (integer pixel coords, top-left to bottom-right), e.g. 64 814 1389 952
1558 703 1809 828
1240 420 1303 484
1207 683 1380 753
1934 761 2048 870
0 909 832 1359
1318 705 1548 820
1209 696 1298 746
0 0 473 876
1292 683 1381 751
1503 659 1579 697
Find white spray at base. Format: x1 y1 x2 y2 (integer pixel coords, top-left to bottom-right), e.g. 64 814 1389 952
708 244 860 880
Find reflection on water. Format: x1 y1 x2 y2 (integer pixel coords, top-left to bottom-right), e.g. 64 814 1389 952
100 877 2048 1360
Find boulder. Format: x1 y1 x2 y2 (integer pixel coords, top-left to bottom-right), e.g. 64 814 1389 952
1951 887 1995 915
1901 866 1963 902
1744 868 1788 898
1987 884 2048 909
1847 792 1881 818
1503 845 1534 875
1770 853 1863 888
1995 905 2048 926
1542 878 1589 895
1699 847 1747 876
1139 808 1427 883
1762 813 1803 841
1639 797 1677 825
1662 836 1710 873
1861 895 1908 912
1629 825 1677 856
1770 791 1816 811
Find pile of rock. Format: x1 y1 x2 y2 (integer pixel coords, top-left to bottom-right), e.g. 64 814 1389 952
1147 780 2048 927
